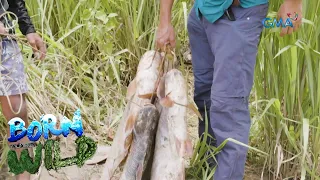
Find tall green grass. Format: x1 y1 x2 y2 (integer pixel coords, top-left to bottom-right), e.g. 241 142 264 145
0 0 192 172
250 0 320 179
21 0 192 137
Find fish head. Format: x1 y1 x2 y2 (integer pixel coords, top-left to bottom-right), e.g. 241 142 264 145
137 50 161 72
158 69 187 108
135 71 159 99
134 50 162 99
161 69 203 120
163 69 188 103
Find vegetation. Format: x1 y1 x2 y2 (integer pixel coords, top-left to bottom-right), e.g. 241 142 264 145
0 0 319 179
251 0 320 179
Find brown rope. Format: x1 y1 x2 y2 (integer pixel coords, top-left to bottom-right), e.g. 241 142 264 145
150 46 174 105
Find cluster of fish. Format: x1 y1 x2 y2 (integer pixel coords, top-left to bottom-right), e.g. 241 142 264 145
98 50 201 180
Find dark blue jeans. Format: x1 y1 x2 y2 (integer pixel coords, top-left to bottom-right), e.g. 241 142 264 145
187 4 268 180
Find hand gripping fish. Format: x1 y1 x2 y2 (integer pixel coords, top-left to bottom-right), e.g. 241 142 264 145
100 50 162 180
151 69 200 180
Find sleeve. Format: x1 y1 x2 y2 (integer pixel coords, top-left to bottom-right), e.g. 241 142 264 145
7 0 36 35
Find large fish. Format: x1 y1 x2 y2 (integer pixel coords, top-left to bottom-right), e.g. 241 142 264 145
119 104 160 180
126 50 163 100
151 69 196 180
160 69 194 158
100 50 162 180
150 105 185 180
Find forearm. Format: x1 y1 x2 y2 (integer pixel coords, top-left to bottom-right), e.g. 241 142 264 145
8 0 36 35
159 0 174 26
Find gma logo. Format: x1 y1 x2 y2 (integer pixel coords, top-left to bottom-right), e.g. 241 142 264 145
262 18 294 28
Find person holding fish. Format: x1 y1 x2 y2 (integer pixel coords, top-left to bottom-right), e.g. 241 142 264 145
156 0 302 179
0 0 46 180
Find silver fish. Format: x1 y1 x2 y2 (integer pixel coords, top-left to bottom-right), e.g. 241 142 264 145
151 69 195 180
100 50 161 180
120 104 160 180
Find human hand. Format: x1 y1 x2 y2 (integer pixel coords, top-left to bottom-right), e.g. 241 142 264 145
156 23 176 51
277 0 302 36
26 33 46 60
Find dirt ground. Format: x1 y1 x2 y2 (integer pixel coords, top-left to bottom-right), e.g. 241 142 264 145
0 68 263 180
0 108 263 180
0 108 199 180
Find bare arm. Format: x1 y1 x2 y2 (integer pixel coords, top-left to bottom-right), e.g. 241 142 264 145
8 0 47 60
156 0 176 50
159 0 174 27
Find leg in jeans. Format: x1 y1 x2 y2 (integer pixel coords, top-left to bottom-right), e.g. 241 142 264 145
0 38 31 180
201 4 269 180
187 7 216 153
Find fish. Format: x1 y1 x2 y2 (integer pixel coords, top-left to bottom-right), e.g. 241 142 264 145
100 50 162 180
151 69 196 180
99 99 134 180
160 69 194 158
127 50 162 101
119 104 160 180
150 104 185 180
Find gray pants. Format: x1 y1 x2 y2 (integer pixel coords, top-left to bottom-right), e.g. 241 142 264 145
187 4 268 180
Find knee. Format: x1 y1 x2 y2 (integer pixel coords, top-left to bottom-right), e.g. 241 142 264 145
209 95 251 138
12 102 27 119
3 96 27 122
210 95 249 111
210 96 232 113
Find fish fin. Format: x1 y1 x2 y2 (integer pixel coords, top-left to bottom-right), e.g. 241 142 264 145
136 163 143 180
187 102 203 120
138 92 157 99
124 133 133 149
126 78 137 100
160 95 174 107
125 115 135 132
184 139 193 158
120 153 129 166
